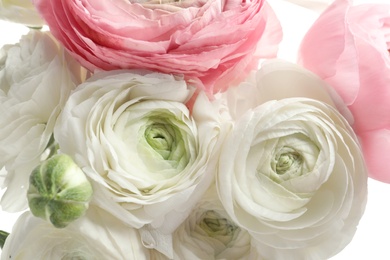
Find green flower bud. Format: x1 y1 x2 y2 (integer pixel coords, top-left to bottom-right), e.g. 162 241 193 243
199 210 239 246
27 154 93 228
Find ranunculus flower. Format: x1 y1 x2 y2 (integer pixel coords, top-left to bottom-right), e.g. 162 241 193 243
1 207 150 259
0 30 86 212
298 0 390 183
32 0 282 94
0 0 44 27
217 60 367 259
172 186 261 259
54 70 226 257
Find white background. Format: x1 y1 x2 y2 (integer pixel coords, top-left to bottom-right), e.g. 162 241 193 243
1 0 390 259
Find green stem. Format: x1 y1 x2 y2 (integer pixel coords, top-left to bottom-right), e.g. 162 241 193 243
27 26 43 30
43 134 60 161
0 230 9 249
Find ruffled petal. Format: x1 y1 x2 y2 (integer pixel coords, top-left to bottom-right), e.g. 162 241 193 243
33 0 282 93
298 0 361 106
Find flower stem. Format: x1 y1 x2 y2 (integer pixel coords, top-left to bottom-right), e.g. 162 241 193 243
0 230 9 249
40 134 60 161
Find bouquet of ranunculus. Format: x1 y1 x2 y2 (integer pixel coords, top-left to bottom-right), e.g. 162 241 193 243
2 0 390 259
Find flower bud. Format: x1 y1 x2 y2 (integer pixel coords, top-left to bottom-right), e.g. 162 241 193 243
27 154 93 228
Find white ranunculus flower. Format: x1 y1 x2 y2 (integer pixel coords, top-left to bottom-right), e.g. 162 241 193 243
0 0 44 26
1 207 150 259
0 30 86 212
54 70 225 257
217 60 367 259
172 186 262 260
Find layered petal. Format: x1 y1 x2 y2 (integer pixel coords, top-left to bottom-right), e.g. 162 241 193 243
217 60 367 259
0 30 86 212
172 186 262 259
54 70 227 257
33 0 282 94
1 207 150 260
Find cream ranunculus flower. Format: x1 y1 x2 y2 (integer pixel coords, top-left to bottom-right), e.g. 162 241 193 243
0 30 86 212
54 70 225 257
172 186 262 260
1 207 150 260
217 60 367 259
0 0 44 27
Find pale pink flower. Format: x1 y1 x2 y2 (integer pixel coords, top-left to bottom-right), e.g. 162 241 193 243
298 0 390 183
32 0 282 94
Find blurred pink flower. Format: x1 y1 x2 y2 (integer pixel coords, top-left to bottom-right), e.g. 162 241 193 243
298 0 390 183
33 0 282 94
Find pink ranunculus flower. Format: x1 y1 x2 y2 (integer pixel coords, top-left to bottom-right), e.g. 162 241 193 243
32 0 282 94
298 0 390 183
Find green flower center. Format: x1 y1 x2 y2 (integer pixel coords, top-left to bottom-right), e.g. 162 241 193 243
112 101 197 186
60 244 94 260
273 147 303 176
199 210 238 246
257 133 320 183
141 115 191 173
145 123 176 160
62 252 88 260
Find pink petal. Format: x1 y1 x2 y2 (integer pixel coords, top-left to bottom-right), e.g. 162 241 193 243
359 129 390 183
33 0 282 94
346 4 390 132
298 0 360 106
349 38 390 133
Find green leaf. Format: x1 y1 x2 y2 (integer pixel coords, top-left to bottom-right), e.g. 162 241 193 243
0 230 9 249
